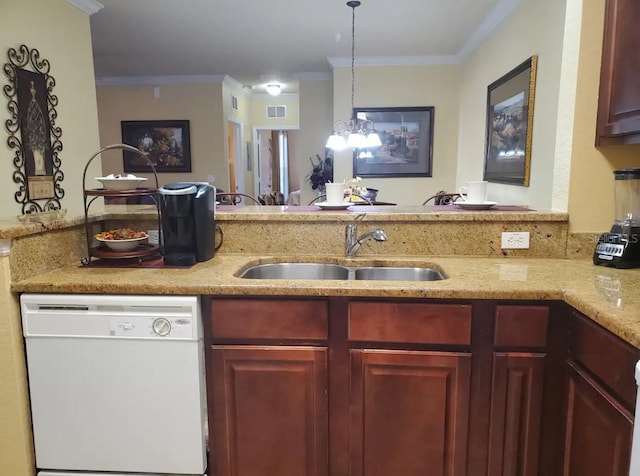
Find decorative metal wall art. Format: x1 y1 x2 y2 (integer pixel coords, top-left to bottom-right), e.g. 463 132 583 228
3 44 64 213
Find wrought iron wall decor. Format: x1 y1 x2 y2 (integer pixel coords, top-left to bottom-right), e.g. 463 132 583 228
3 44 64 213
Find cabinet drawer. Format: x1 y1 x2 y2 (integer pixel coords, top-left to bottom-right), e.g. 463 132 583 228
570 312 638 410
348 302 472 345
493 305 548 347
210 299 328 340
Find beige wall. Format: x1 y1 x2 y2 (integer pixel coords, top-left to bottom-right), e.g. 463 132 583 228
0 0 102 217
567 0 640 232
250 93 300 129
456 0 566 209
332 65 460 206
96 82 227 189
0 256 33 475
222 80 253 194
295 79 333 205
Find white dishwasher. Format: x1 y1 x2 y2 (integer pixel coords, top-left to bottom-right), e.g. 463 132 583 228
21 294 207 476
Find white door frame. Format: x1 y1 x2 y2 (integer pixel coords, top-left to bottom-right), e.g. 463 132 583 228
252 125 298 200
227 117 244 195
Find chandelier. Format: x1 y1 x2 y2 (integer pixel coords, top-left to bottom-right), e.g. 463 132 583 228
326 1 382 151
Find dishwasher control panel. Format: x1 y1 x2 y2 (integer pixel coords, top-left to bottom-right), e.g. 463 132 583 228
110 315 194 338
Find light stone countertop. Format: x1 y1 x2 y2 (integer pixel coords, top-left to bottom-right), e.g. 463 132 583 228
0 205 568 239
11 254 640 349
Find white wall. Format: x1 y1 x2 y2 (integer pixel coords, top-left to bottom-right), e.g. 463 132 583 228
456 0 567 208
0 0 102 217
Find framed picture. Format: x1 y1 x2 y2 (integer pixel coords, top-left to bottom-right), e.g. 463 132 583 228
352 106 434 178
484 55 538 186
121 120 192 173
3 44 65 213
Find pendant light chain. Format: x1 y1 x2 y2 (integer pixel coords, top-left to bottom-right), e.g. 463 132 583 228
326 0 382 151
351 1 356 116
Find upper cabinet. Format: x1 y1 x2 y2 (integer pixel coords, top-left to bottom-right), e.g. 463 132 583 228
596 0 640 145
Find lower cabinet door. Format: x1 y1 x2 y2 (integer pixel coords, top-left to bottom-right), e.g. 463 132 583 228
487 352 546 476
349 349 472 476
209 346 328 476
563 362 633 476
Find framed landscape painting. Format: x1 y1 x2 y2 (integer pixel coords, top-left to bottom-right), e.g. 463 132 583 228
121 120 192 173
483 56 537 186
352 106 434 178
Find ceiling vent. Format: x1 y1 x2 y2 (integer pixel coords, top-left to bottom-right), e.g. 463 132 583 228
266 105 286 119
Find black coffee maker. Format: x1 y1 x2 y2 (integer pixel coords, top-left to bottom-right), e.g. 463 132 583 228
158 182 216 266
593 168 640 268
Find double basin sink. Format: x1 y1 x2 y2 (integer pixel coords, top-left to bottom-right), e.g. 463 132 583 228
238 262 446 282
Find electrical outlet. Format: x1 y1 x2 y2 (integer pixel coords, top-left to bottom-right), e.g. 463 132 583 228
147 229 160 245
501 231 530 249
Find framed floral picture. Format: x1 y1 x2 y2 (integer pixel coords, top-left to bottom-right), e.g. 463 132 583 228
121 120 192 173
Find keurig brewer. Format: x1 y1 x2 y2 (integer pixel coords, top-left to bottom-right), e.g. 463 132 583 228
593 168 640 268
158 182 215 266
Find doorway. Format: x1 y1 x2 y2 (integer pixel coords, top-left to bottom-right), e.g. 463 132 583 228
227 119 244 196
254 128 300 203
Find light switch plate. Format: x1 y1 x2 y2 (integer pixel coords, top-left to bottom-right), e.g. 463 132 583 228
501 231 530 249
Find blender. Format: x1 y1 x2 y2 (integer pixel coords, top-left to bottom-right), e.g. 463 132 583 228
594 168 640 268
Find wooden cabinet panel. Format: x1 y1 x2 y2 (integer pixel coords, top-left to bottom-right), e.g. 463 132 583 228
349 349 471 476
563 362 633 476
488 352 546 476
209 346 328 476
596 0 640 144
348 302 472 344
210 298 328 340
570 312 638 409
493 305 548 347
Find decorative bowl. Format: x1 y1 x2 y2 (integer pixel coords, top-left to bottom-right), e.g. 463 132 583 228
96 235 148 252
95 228 149 251
95 174 148 191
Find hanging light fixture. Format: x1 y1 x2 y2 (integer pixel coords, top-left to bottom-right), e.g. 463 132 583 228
326 1 382 151
265 83 281 96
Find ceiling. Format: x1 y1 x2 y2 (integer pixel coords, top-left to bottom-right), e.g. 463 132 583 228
89 0 516 94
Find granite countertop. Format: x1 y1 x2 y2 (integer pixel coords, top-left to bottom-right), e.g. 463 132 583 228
0 205 568 239
11 254 640 349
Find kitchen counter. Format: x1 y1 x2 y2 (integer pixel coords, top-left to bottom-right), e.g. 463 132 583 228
12 254 640 348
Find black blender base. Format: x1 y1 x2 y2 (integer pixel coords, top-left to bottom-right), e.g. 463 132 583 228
593 231 640 268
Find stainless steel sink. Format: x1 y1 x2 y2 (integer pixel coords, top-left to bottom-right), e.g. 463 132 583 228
353 266 445 281
238 262 446 281
238 262 350 280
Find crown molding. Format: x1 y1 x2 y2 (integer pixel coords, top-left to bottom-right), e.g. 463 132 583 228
252 92 300 100
222 75 252 97
457 0 521 60
65 0 104 14
328 0 521 68
95 74 226 86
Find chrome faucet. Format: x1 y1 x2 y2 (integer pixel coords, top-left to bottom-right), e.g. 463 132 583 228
345 214 388 258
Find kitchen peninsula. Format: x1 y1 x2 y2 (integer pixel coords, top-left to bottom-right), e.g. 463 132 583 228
3 205 639 475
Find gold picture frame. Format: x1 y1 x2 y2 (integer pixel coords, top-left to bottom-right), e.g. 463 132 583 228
483 55 537 186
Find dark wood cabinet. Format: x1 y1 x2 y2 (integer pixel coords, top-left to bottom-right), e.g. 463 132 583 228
349 349 471 476
596 0 640 145
563 362 633 476
208 346 328 476
561 312 638 476
204 298 637 476
487 352 545 476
